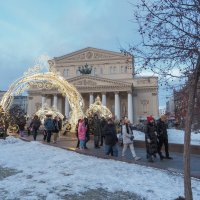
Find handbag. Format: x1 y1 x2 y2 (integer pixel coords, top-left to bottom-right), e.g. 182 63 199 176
130 135 134 141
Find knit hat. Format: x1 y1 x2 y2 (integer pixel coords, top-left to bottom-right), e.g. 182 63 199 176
147 116 154 122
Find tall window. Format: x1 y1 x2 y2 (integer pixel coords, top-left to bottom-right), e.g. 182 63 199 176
110 66 113 74
121 66 124 73
100 68 103 74
113 66 116 73
93 67 97 75
76 68 80 75
63 69 69 77
125 66 128 73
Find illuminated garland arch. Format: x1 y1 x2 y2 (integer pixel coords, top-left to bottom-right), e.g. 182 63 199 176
0 72 84 130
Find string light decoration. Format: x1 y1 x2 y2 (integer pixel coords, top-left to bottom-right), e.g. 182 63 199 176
86 96 112 118
35 103 64 122
0 55 85 131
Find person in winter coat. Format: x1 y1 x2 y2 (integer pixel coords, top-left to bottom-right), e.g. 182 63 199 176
100 117 107 146
84 117 90 149
93 114 102 148
145 116 158 162
29 115 41 141
76 119 81 148
122 118 141 161
104 118 118 157
78 118 87 150
157 115 173 159
44 114 55 143
52 116 59 143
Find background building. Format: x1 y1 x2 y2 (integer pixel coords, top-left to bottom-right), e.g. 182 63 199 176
27 47 159 123
166 96 175 117
10 96 28 114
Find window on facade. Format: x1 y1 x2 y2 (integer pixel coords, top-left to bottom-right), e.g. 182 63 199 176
100 68 103 74
125 66 128 73
110 66 113 74
94 67 96 75
63 69 69 77
76 68 80 75
113 66 116 73
121 66 124 73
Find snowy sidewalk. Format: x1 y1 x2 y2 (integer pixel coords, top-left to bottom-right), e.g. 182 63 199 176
23 134 200 179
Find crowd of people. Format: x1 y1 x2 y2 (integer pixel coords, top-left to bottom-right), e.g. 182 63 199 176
20 113 173 163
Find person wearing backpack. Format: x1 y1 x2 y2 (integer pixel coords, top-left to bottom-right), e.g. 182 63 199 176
44 114 55 143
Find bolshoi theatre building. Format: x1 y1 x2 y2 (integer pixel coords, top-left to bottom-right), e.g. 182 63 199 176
27 47 159 123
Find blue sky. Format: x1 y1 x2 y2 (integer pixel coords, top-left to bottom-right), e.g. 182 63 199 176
0 0 170 106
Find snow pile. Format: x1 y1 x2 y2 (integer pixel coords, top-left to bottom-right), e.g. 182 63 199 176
0 139 200 200
133 129 200 145
0 136 22 145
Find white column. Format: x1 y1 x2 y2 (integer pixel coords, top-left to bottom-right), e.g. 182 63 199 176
53 95 58 109
128 92 133 123
42 96 46 109
89 93 94 105
115 92 120 119
65 97 70 118
102 93 106 106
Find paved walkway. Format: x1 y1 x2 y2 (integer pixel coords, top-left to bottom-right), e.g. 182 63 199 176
22 134 200 179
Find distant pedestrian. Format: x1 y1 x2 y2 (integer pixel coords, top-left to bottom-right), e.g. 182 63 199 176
44 114 55 143
78 118 87 150
93 114 102 148
76 119 81 148
29 115 41 141
100 117 107 146
157 115 173 159
52 116 59 143
104 118 118 157
145 116 158 162
84 117 90 149
122 118 141 161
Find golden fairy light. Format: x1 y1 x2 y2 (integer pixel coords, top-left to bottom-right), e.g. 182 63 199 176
86 96 112 118
35 103 64 122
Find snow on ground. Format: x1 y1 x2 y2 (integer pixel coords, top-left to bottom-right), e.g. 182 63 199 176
0 137 200 200
134 129 200 145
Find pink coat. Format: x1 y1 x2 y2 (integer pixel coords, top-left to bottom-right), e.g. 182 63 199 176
78 121 87 140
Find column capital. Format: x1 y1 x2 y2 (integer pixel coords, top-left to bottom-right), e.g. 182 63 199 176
127 90 132 94
115 91 119 94
101 92 107 95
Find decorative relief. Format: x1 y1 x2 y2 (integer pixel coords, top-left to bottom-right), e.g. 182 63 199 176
68 53 86 61
93 53 112 59
86 51 93 59
73 79 97 86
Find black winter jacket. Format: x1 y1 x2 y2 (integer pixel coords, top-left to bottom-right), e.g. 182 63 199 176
104 123 118 146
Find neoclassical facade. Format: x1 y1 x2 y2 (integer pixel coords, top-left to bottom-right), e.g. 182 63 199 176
27 47 159 123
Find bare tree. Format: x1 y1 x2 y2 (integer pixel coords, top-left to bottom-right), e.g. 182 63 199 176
124 0 200 199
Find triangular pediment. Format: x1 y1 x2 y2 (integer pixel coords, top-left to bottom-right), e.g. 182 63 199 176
68 75 131 87
53 47 130 63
